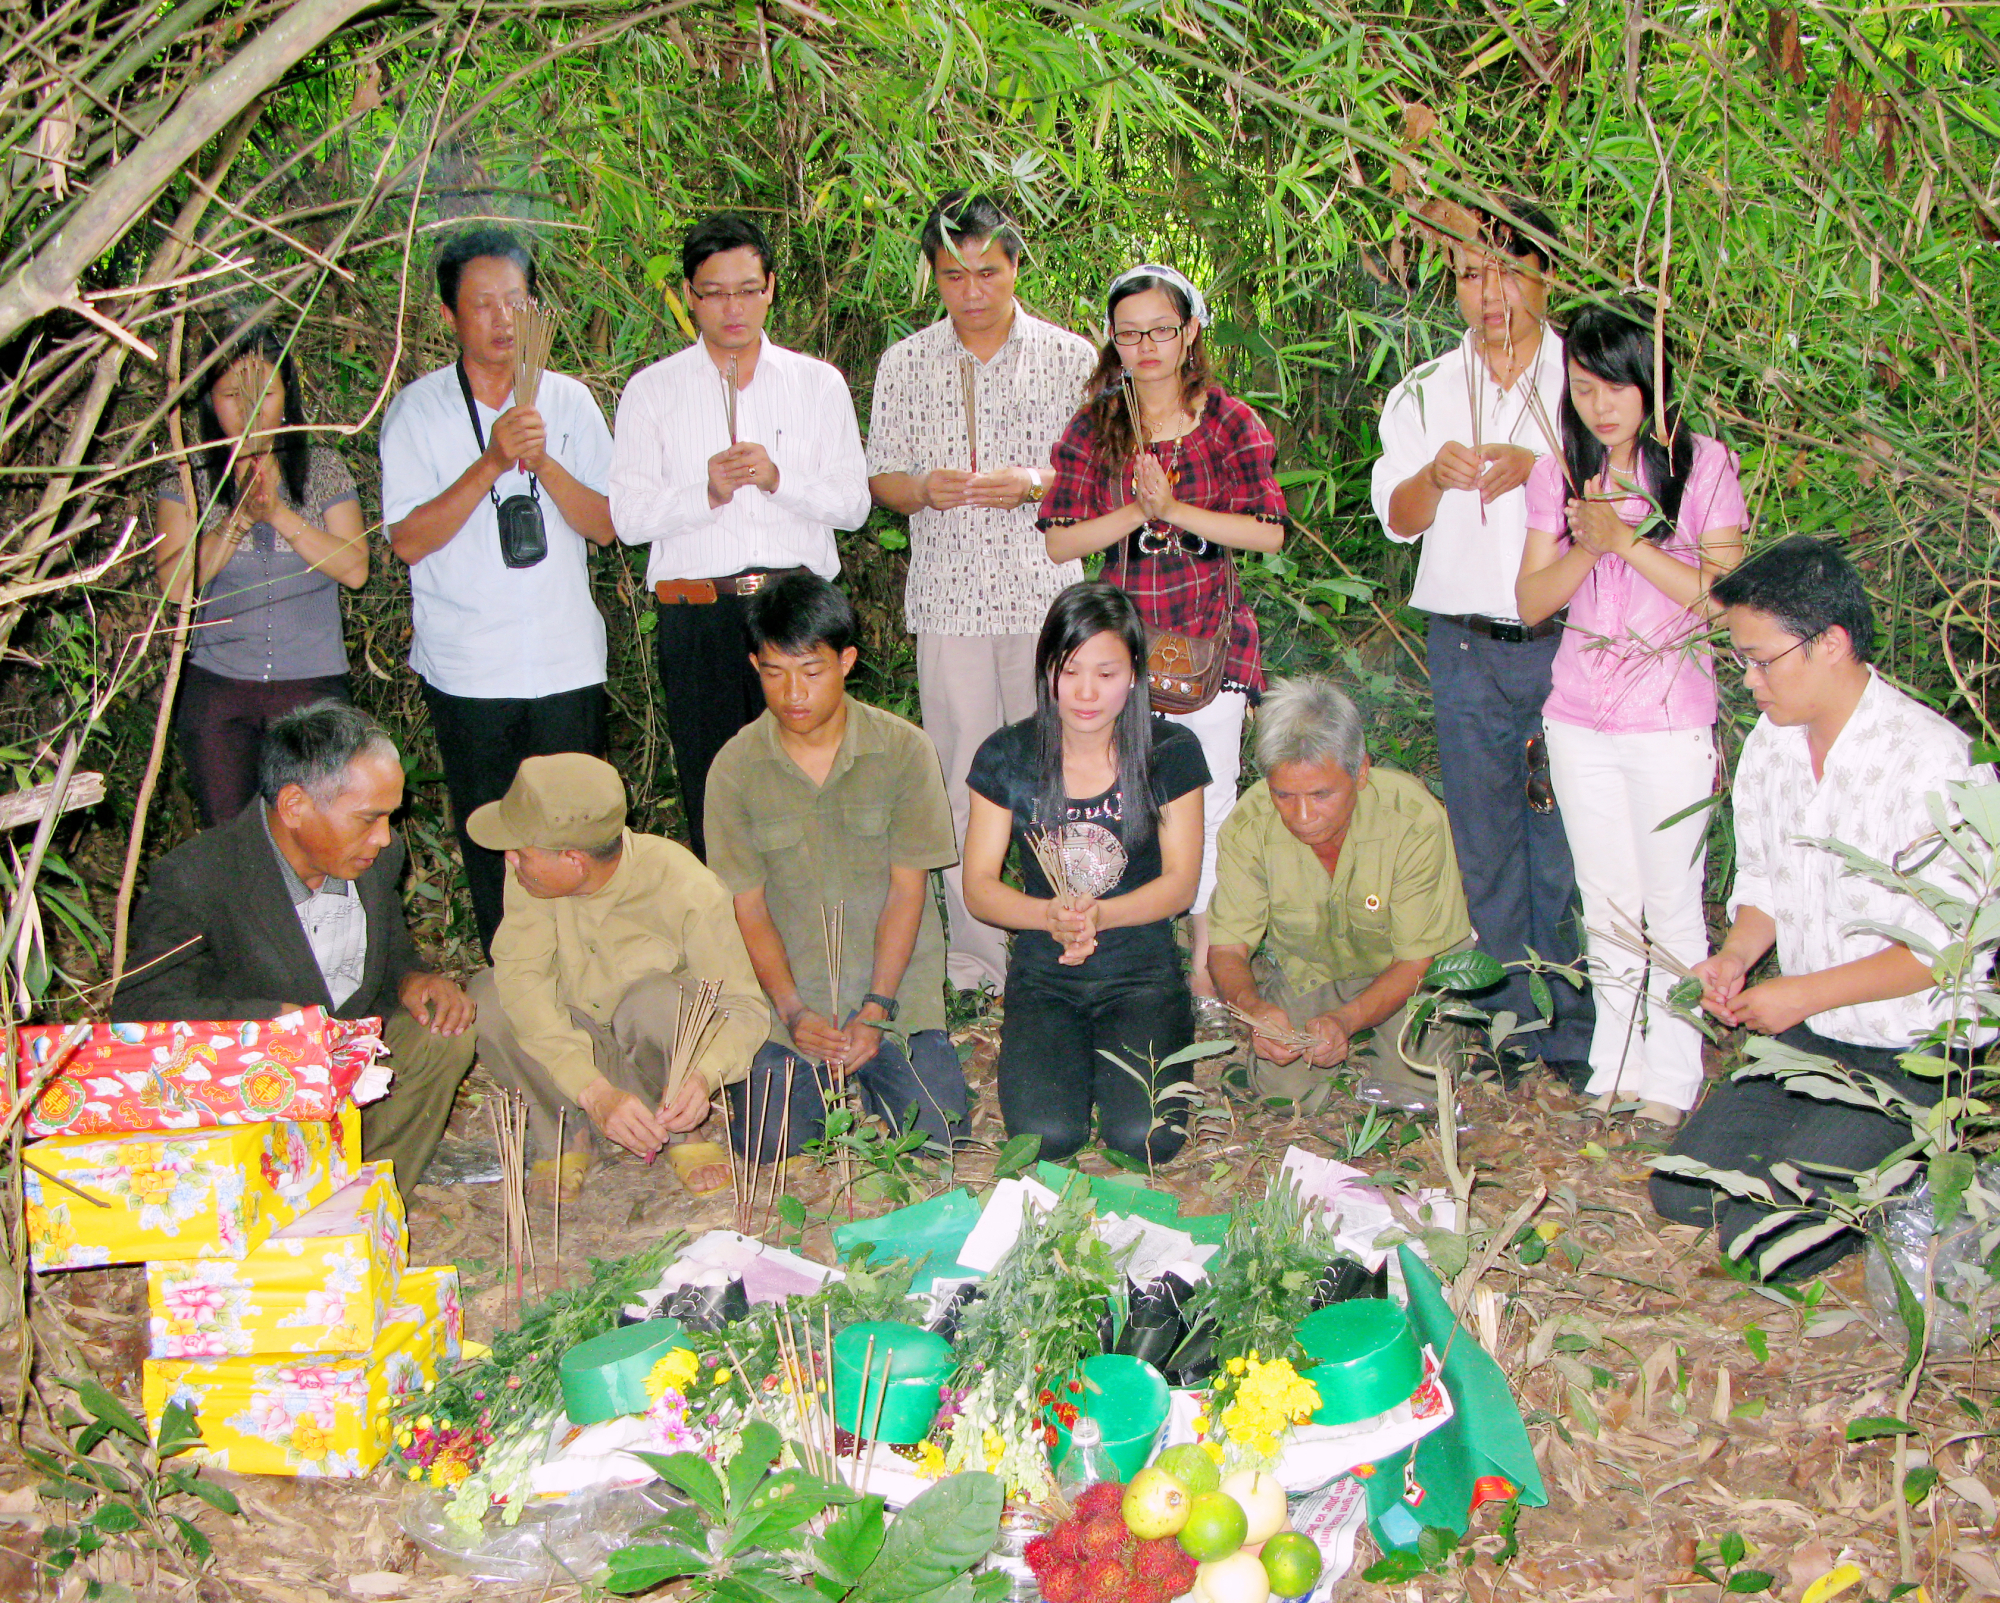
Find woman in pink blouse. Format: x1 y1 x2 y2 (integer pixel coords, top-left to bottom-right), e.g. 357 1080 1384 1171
1516 303 1745 1126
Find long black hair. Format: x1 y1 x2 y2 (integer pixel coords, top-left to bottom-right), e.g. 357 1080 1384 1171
195 324 311 510
1031 582 1157 841
1560 301 1694 534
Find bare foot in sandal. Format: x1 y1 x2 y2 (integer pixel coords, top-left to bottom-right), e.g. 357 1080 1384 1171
667 1139 733 1197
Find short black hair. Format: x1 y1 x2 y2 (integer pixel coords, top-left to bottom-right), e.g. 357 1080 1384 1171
744 572 856 657
435 227 537 312
683 214 774 284
1472 193 1560 271
1710 536 1877 664
259 701 400 806
920 190 1023 268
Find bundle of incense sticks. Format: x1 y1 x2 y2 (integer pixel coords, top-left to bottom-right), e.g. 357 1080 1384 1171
511 299 555 411
724 1054 797 1235
722 355 739 444
1595 913 1701 983
960 353 979 470
1224 1001 1322 1056
1120 372 1149 449
488 1089 535 1319
665 979 724 1110
1026 826 1078 905
820 901 856 1218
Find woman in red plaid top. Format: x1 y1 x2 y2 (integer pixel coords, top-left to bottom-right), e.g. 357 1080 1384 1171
1039 264 1287 1008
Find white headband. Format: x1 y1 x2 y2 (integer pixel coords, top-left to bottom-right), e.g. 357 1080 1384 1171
1106 263 1208 327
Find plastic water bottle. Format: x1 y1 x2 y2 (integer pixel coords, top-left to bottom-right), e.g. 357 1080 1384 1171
1056 1416 1121 1496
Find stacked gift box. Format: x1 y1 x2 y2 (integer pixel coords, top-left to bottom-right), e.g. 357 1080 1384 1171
17 1009 462 1477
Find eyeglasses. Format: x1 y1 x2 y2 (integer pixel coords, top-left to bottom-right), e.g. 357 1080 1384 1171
1725 633 1819 675
689 283 769 306
1113 323 1186 348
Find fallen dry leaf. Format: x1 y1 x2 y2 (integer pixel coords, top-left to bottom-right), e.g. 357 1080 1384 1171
346 1575 410 1599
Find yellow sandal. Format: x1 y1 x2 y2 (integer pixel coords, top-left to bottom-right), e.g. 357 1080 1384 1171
529 1151 591 1205
667 1140 733 1197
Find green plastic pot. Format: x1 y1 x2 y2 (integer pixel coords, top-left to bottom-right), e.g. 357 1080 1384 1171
1049 1353 1170 1480
1297 1299 1421 1426
558 1318 690 1425
832 1321 954 1445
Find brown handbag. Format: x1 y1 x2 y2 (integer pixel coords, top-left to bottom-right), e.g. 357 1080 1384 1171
1117 535 1237 715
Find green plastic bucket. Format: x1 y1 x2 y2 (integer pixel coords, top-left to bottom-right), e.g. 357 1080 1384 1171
1297 1299 1421 1425
832 1321 955 1445
1049 1353 1170 1480
558 1318 690 1425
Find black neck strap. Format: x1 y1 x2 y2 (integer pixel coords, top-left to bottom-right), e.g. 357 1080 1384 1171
455 358 538 507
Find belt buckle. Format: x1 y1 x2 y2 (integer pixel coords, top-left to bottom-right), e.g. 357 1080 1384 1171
1491 618 1529 644
1137 527 1171 556
735 572 768 596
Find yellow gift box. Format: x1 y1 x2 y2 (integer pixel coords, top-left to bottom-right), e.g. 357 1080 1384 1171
145 1160 407 1359
26 1106 358 1273
142 1291 451 1478
386 1264 463 1363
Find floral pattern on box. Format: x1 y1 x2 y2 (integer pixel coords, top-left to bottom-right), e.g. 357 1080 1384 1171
11 1008 383 1139
26 1106 356 1272
145 1162 408 1359
387 1265 463 1363
142 1305 448 1479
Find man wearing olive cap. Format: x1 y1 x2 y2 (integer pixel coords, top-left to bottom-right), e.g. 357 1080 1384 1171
466 753 767 1200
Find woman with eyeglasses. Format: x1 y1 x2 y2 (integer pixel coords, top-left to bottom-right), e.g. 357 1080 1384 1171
1514 301 1746 1129
1040 265 1285 1012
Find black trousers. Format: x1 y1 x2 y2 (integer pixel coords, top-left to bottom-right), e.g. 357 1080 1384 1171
653 596 766 861
997 959 1195 1165
1425 617 1594 1061
174 664 349 828
419 679 606 954
1649 1022 1945 1282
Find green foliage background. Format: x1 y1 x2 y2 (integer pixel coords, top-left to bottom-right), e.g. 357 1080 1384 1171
2 0 1996 995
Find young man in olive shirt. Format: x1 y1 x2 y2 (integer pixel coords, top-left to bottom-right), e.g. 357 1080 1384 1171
704 574 968 1157
1207 676 1472 1115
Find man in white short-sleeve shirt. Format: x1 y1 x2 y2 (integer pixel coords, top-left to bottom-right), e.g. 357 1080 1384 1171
609 213 868 862
380 227 616 954
1653 536 1995 1280
866 191 1093 992
1367 195 1593 1080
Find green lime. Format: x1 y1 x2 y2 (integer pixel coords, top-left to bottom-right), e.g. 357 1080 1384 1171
1259 1531 1322 1598
1177 1490 1247 1562
1155 1443 1222 1495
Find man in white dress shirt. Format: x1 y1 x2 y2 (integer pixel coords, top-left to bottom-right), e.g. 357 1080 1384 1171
866 191 1094 993
1653 537 1994 1279
1368 195 1593 1081
381 227 616 954
609 214 870 861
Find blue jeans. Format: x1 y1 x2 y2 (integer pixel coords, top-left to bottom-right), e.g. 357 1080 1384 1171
728 1028 967 1160
1425 616 1593 1061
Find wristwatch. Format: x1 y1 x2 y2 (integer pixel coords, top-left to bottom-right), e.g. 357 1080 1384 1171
1025 468 1046 503
860 992 901 1021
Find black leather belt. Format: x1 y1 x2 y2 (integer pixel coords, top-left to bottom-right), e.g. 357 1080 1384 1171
1431 611 1564 643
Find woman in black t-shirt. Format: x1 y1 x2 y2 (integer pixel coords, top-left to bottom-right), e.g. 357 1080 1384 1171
964 582 1210 1163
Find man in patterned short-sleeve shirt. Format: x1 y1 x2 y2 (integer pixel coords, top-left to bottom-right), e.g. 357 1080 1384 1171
1652 537 1995 1280
867 191 1095 994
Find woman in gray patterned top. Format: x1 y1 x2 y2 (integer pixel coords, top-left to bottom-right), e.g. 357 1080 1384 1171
155 326 367 826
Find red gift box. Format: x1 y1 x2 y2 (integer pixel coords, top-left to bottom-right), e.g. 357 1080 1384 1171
10 1009 382 1139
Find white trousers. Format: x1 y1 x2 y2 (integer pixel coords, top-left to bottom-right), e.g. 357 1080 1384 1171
1542 719 1715 1110
918 632 1041 993
1163 690 1247 914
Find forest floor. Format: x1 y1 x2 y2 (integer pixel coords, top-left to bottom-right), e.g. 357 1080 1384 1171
3 1007 1991 1603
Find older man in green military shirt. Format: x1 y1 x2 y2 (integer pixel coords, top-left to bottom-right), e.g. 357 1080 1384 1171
704 573 968 1159
1207 675 1472 1115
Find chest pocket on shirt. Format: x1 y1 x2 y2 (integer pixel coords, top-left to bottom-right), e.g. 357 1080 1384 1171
844 804 892 838
751 817 807 855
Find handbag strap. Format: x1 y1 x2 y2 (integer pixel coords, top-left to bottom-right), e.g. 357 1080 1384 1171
454 359 538 508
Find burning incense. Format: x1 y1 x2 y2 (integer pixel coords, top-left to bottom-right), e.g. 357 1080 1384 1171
511 299 555 412
961 353 979 470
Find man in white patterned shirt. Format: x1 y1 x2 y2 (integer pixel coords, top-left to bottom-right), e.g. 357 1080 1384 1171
610 214 870 860
867 192 1094 992
1652 537 1994 1279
